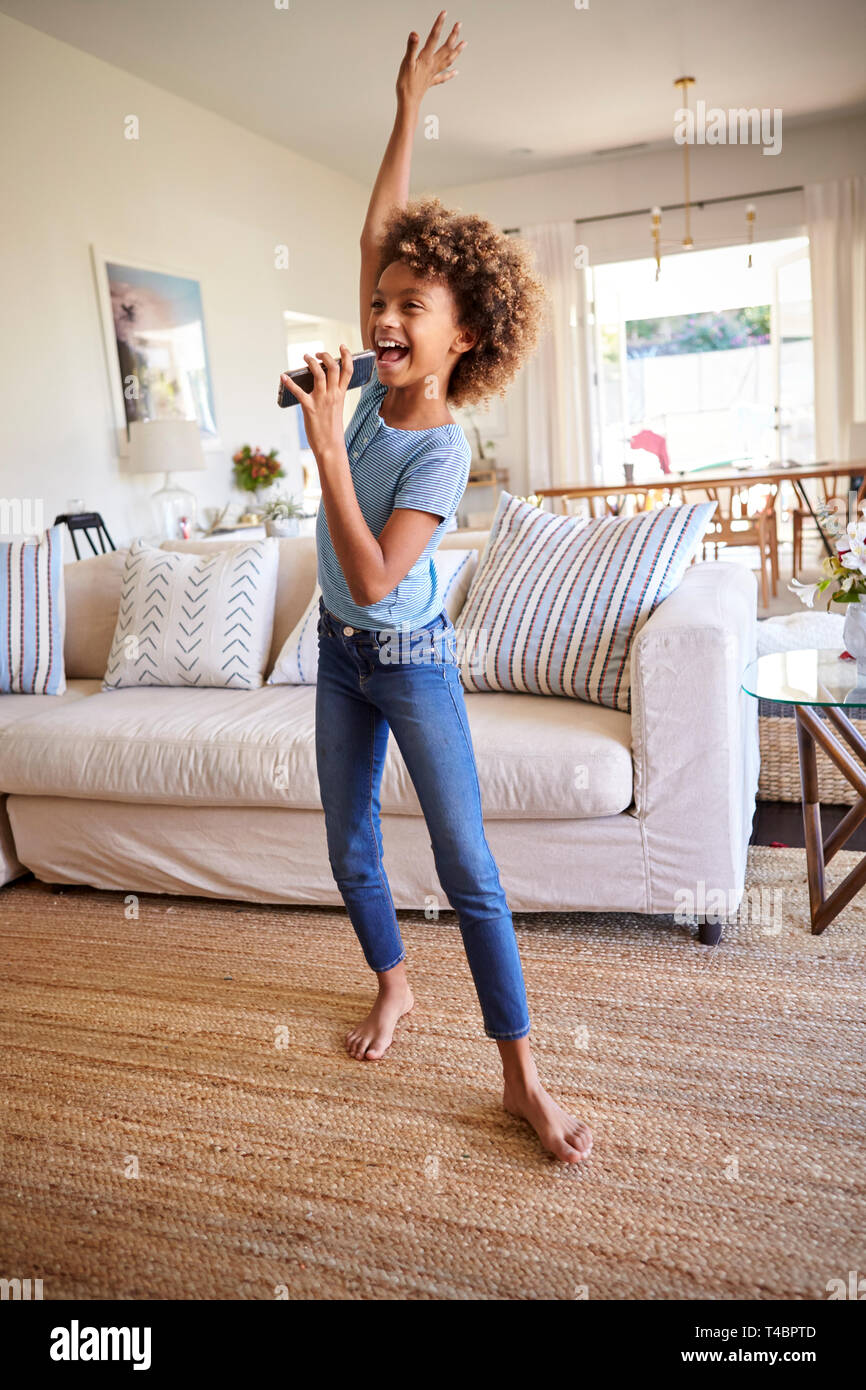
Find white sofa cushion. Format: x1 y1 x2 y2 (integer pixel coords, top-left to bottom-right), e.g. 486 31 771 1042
456 491 716 712
268 549 479 686
0 678 103 731
103 537 278 690
0 683 633 818
64 549 128 678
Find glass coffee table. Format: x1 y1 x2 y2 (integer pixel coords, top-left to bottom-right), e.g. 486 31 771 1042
742 648 866 934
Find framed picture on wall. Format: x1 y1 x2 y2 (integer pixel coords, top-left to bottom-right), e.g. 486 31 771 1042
90 247 220 455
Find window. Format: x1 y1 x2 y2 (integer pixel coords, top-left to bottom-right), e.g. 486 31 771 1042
590 237 814 482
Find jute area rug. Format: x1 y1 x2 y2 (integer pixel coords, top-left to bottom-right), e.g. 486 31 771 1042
0 846 863 1301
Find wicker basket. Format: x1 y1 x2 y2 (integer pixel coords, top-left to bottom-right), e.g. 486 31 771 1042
758 697 866 804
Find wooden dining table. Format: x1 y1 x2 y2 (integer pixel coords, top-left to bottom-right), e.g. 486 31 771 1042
535 459 866 559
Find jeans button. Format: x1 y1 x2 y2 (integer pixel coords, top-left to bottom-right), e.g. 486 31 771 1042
343 625 354 635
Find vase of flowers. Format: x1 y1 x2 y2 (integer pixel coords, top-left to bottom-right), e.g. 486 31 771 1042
790 502 866 680
263 493 305 538
232 445 285 510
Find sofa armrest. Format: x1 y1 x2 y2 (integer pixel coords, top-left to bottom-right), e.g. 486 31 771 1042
629 562 760 913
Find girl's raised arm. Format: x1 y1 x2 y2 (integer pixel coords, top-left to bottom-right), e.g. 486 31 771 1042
358 11 465 349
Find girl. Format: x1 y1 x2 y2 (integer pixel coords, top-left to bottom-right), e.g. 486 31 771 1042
280 10 593 1165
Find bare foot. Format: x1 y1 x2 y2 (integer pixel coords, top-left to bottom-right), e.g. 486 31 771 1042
345 982 415 1060
503 1081 593 1164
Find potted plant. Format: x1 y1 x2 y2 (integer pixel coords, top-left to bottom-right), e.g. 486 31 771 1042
232 445 285 515
262 492 305 538
790 501 866 679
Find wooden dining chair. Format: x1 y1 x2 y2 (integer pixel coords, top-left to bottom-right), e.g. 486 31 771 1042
680 482 779 609
559 487 670 520
790 472 854 577
561 493 616 519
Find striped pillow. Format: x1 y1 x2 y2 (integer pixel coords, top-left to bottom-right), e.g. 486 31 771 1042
0 525 67 695
455 492 716 712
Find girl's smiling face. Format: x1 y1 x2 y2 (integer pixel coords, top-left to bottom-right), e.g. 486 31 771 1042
369 260 476 392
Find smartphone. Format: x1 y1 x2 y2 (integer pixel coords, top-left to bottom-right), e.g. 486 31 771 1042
277 349 377 408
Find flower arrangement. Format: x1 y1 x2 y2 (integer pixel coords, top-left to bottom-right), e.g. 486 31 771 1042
232 445 285 495
789 501 866 609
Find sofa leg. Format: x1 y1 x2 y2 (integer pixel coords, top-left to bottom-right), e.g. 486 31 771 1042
696 915 724 946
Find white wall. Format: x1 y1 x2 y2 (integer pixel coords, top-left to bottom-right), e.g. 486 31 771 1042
437 111 866 255
0 14 367 551
438 111 866 496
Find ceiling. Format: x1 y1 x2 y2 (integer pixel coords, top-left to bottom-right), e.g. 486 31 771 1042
3 0 865 186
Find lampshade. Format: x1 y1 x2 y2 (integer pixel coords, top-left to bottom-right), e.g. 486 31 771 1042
127 418 206 474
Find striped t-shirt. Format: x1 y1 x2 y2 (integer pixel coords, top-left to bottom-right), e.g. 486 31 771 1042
315 365 472 630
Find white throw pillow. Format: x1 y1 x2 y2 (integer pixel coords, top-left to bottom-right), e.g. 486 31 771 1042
268 548 479 686
102 536 279 690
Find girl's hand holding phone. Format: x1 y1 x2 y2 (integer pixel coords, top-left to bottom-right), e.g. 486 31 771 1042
279 346 354 463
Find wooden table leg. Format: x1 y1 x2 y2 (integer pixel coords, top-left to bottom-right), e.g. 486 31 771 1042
795 703 866 933
796 708 825 930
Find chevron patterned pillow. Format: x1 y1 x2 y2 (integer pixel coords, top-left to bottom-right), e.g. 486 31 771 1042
455 491 717 712
102 537 279 690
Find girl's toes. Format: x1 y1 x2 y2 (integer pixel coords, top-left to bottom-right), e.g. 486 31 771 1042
571 1127 592 1156
555 1136 582 1163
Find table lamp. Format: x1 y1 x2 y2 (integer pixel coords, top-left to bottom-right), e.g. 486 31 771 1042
127 419 207 539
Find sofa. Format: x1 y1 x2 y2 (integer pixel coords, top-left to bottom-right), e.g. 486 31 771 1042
0 528 759 940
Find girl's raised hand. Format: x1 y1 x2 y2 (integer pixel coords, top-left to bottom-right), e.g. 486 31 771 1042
396 11 466 108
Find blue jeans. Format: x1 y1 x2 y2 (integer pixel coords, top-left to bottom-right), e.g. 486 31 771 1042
315 595 531 1041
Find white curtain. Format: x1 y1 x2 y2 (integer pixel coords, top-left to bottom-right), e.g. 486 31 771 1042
521 221 595 494
805 176 866 460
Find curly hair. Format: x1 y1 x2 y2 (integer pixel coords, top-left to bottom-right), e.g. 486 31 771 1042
375 195 548 409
